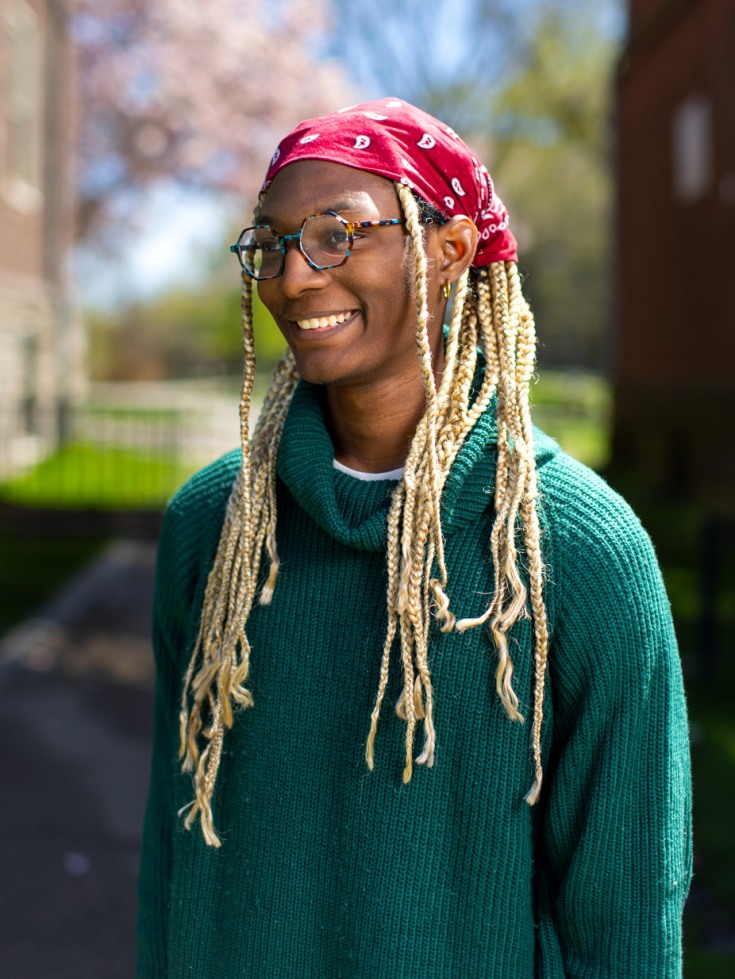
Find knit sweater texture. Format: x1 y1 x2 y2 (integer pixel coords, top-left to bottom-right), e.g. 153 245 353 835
137 379 692 978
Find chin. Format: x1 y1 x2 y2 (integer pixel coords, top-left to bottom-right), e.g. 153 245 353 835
289 353 343 387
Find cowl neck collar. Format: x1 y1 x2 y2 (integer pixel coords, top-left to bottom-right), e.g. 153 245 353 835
277 379 503 553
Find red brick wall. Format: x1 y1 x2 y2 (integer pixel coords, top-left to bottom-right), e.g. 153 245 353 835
613 0 735 501
616 0 735 384
629 0 670 31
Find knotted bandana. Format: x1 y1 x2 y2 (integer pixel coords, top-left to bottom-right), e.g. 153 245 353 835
262 97 517 267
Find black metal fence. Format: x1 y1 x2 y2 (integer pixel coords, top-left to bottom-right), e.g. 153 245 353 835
0 393 240 512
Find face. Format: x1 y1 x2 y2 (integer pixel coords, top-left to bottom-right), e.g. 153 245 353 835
254 160 445 390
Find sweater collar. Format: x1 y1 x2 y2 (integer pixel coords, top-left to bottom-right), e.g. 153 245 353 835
277 379 510 553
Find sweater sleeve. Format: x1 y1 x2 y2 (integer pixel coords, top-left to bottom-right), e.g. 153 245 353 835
537 456 692 978
136 454 238 977
136 497 189 978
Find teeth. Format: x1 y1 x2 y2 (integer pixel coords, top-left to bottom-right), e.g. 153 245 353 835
296 311 353 330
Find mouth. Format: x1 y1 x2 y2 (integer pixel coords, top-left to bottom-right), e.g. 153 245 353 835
292 310 358 332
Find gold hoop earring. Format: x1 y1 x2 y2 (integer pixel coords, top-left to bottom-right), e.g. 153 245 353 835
442 281 451 299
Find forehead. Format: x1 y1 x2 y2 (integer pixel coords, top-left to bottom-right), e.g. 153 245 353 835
256 160 400 225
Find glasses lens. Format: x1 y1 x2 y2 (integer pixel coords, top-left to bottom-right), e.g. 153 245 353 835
301 214 350 270
239 227 282 278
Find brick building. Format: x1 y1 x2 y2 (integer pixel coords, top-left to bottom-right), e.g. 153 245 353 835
0 0 80 476
614 0 735 506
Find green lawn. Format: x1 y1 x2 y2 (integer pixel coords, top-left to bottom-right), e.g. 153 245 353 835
0 371 611 512
0 442 194 510
532 369 611 469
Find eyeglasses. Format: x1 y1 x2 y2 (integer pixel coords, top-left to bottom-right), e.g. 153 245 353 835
229 210 403 280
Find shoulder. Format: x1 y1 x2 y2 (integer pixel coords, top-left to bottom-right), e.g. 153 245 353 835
534 445 678 720
532 435 674 662
159 447 241 582
164 448 241 531
153 450 241 641
535 439 656 574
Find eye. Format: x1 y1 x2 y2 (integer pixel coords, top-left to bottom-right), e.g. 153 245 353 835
325 227 350 246
259 238 282 253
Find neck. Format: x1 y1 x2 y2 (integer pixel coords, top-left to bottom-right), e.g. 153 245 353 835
325 347 445 474
325 377 425 473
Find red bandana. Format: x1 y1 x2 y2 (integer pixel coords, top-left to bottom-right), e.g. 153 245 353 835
262 97 517 267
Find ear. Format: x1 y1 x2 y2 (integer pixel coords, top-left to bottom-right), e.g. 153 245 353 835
431 215 478 288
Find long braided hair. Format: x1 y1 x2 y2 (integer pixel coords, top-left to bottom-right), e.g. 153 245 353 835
179 182 549 847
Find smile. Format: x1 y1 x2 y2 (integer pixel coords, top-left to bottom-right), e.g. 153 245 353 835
295 311 357 331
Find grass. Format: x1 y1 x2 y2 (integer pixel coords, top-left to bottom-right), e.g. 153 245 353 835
0 443 195 510
0 370 609 512
684 950 735 978
531 368 612 469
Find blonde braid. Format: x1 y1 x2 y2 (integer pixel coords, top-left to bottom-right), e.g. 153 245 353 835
395 185 445 777
510 263 549 802
178 273 299 846
456 266 527 718
180 187 550 844
453 263 548 791
396 186 453 633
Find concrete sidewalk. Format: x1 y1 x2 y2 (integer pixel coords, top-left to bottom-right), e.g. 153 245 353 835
0 540 158 979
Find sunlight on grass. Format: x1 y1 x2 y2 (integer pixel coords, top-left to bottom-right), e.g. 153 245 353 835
0 443 195 510
532 369 612 470
0 371 614 513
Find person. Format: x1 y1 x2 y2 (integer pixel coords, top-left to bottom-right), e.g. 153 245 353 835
137 98 692 977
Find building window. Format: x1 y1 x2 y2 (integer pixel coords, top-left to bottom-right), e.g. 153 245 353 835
0 0 44 212
672 94 712 202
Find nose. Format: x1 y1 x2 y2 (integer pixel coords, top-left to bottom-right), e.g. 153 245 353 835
278 240 328 298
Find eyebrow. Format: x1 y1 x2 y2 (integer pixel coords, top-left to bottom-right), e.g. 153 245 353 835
254 197 370 226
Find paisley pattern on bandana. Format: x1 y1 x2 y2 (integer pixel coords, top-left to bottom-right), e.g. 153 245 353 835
261 98 517 267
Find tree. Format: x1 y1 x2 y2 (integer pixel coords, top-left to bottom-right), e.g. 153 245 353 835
73 0 353 243
488 8 618 369
87 274 285 381
330 0 623 370
328 0 525 134
329 0 621 132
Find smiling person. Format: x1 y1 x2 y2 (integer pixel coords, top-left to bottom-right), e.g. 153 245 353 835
137 99 692 978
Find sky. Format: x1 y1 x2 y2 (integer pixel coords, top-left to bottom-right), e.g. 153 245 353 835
75 187 232 309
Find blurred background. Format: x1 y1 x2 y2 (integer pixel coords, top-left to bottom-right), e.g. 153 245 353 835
0 0 732 975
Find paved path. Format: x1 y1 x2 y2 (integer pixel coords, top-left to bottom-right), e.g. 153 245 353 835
0 540 157 979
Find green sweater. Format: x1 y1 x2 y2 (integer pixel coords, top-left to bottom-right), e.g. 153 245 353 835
137 380 692 978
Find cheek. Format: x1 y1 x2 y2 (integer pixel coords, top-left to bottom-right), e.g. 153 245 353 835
256 281 284 329
256 281 274 310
